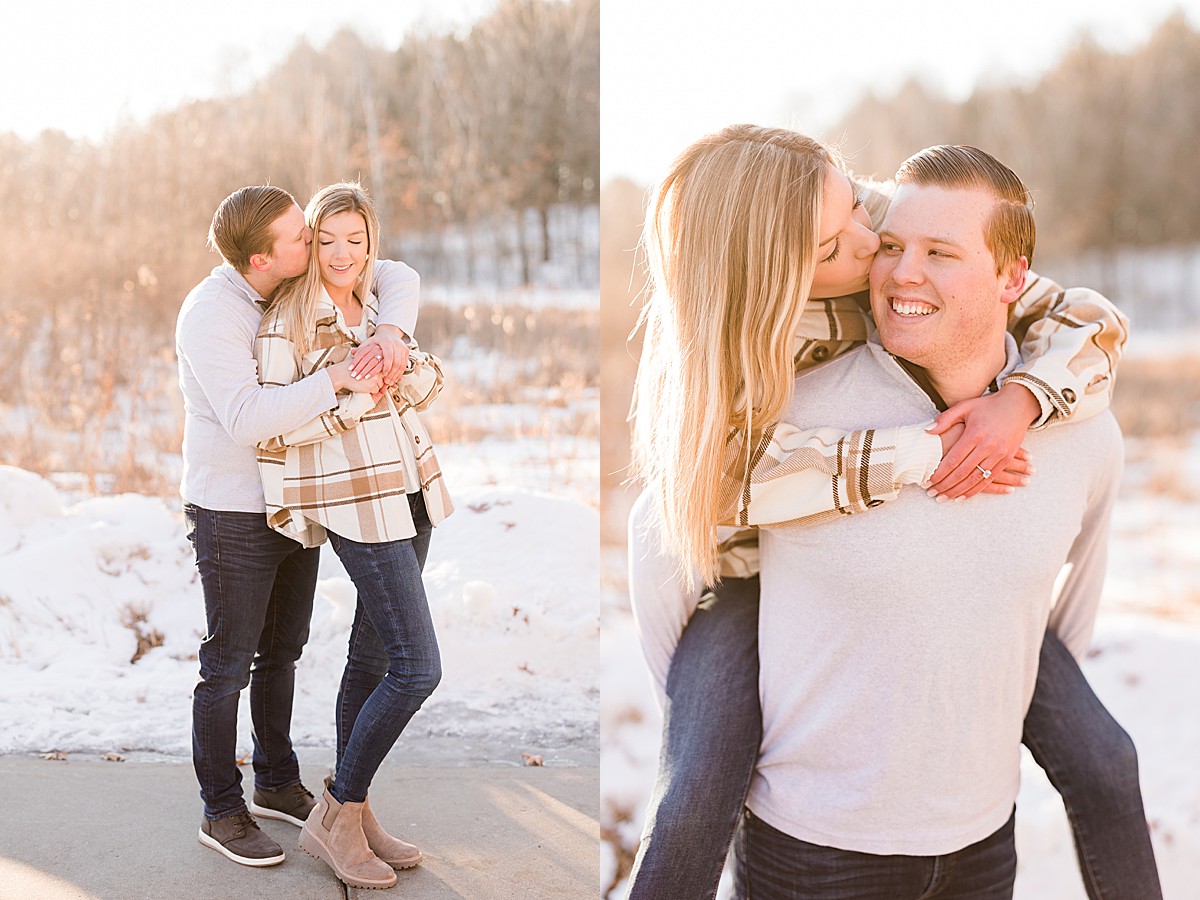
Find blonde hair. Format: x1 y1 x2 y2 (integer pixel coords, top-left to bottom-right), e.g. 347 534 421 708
630 125 837 588
895 144 1036 271
270 181 380 360
208 185 297 273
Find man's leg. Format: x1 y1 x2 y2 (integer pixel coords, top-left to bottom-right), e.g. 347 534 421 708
1022 630 1163 900
248 538 318 793
732 808 1015 900
187 505 315 819
627 576 762 900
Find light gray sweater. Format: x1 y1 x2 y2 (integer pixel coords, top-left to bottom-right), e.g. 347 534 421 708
749 338 1123 856
175 260 419 512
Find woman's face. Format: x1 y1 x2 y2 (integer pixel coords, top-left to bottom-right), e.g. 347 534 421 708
316 210 369 291
809 164 880 299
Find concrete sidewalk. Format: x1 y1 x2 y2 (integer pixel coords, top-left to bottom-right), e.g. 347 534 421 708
0 755 598 900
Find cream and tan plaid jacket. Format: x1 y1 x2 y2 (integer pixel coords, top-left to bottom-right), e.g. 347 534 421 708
254 290 453 548
715 271 1129 578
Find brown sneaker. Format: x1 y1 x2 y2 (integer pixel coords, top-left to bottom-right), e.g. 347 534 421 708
198 811 285 867
250 782 318 827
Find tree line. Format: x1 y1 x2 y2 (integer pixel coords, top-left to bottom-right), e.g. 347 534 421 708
825 11 1200 263
0 0 598 389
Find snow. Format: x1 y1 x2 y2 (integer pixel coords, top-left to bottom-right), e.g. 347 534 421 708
599 432 1200 899
0 461 599 766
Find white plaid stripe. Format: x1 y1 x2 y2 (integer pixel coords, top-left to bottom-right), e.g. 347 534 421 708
255 291 452 548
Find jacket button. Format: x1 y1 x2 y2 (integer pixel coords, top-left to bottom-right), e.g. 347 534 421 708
1063 388 1077 404
812 345 831 362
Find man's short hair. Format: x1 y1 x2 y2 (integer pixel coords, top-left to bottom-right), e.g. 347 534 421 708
895 145 1035 272
207 186 297 273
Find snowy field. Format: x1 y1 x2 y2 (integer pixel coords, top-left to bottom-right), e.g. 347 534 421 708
0 282 600 772
600 354 1200 897
0 437 599 767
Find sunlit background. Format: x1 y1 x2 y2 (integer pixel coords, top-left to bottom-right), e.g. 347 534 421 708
0 4 599 895
600 2 1200 897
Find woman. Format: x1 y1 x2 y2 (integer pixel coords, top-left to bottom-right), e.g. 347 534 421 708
626 126 1158 898
254 181 453 890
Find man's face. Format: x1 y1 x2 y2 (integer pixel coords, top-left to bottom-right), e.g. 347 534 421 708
266 204 313 280
869 183 1018 371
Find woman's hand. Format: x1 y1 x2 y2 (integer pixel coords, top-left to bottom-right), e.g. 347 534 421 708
349 326 411 386
327 357 384 395
925 383 1039 500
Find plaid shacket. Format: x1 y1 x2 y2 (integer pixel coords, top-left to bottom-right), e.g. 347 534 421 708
255 290 453 548
716 267 1129 578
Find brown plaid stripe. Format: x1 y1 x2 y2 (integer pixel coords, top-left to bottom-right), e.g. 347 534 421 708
255 290 452 548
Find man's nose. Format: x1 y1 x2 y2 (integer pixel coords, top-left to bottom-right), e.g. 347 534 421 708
889 248 923 283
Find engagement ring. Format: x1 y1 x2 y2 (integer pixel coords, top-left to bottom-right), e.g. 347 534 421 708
976 465 992 479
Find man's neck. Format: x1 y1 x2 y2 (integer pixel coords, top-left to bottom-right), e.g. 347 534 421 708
242 267 282 302
926 344 1008 408
892 342 1008 411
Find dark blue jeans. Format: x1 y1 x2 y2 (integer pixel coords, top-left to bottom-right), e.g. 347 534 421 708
626 576 1162 900
327 492 440 804
734 808 1017 900
185 504 319 821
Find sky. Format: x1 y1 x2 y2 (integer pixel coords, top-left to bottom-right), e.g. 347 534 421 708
602 0 1200 185
1 0 500 142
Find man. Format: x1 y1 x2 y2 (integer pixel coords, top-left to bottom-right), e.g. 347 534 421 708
738 146 1126 897
176 185 418 867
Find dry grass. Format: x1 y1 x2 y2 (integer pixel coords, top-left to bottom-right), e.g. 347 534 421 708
0 299 595 498
1110 354 1200 438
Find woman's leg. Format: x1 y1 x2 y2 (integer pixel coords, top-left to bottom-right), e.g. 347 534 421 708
334 494 435 775
627 575 762 900
328 499 440 804
1022 630 1162 900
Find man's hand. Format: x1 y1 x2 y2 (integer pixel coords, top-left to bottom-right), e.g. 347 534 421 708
926 383 1040 500
326 357 384 395
349 325 411 386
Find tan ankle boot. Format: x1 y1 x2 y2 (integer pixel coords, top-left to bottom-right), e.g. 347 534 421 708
299 788 396 889
362 795 422 869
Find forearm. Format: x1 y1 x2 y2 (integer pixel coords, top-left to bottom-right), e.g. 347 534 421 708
258 391 376 452
1007 275 1129 428
373 258 420 335
628 489 705 703
721 421 942 528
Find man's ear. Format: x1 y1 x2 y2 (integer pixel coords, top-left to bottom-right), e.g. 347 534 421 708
249 253 272 273
1000 256 1028 305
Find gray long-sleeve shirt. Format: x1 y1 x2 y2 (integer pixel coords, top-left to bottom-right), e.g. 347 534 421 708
175 260 419 512
749 338 1123 856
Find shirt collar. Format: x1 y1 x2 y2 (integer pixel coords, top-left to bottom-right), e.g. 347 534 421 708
873 332 1021 413
215 263 271 311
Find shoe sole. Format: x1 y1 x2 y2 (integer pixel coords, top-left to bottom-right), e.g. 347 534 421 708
298 825 397 889
381 852 422 870
249 800 309 828
197 829 285 867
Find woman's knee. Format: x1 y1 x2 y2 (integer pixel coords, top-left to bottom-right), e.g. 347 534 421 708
388 652 441 701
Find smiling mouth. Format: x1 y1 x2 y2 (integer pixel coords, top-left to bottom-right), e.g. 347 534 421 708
330 264 353 273
889 297 937 318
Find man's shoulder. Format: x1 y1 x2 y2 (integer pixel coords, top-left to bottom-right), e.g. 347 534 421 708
178 267 261 335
